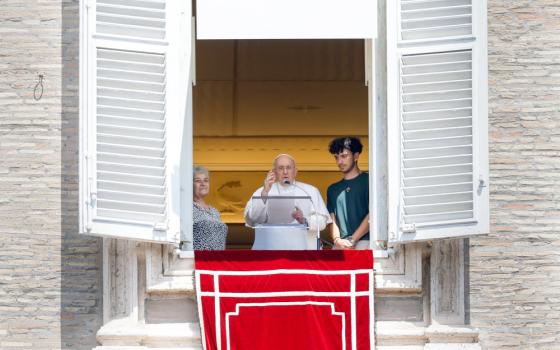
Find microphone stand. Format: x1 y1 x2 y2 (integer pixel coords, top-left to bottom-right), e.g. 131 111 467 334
284 180 322 250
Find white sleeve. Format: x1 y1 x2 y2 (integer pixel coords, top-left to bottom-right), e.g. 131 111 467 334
244 187 267 227
307 213 327 233
306 186 332 232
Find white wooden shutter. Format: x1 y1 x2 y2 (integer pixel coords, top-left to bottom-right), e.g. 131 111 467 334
79 0 192 242
387 0 488 243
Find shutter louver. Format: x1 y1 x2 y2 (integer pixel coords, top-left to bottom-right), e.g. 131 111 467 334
96 48 167 224
400 0 472 41
401 50 474 225
96 0 166 41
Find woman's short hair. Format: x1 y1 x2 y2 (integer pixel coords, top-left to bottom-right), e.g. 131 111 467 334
193 165 209 178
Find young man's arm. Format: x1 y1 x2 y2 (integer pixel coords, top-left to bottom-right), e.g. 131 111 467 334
349 215 369 245
330 213 353 249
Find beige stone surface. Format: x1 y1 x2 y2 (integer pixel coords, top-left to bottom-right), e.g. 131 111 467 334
469 1 560 348
0 0 102 349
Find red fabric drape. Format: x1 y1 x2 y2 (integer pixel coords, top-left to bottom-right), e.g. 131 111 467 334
195 250 375 350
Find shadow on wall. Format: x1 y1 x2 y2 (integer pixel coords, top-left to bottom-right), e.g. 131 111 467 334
61 0 104 348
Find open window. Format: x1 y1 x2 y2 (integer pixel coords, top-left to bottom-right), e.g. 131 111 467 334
79 0 193 242
79 0 489 249
192 0 379 249
192 39 371 249
387 0 489 243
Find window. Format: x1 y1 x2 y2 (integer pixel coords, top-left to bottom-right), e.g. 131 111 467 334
79 0 488 247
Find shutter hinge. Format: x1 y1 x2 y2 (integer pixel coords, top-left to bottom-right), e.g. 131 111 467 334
400 223 416 233
478 175 487 195
478 175 487 189
191 16 197 87
90 191 97 206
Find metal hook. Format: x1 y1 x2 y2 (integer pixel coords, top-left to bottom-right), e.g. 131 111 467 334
33 74 44 101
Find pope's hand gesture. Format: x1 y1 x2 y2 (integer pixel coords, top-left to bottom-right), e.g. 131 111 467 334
262 170 275 197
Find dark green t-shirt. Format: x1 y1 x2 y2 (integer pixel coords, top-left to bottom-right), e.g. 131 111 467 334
326 172 369 241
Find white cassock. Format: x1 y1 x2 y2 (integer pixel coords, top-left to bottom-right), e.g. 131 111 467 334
244 181 331 250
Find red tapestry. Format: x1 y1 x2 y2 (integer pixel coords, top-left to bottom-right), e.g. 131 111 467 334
195 250 375 350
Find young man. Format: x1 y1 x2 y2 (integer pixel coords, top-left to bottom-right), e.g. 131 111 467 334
327 137 370 249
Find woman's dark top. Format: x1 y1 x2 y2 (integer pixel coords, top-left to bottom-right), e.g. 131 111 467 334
193 203 228 250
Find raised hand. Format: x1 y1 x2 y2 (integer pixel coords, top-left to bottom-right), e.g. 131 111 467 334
262 170 276 197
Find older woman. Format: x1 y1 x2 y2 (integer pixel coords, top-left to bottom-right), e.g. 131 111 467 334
192 166 228 250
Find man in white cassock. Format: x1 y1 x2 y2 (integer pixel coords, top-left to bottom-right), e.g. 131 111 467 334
244 154 331 250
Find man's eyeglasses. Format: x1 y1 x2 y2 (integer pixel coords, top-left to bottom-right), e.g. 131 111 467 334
275 166 294 171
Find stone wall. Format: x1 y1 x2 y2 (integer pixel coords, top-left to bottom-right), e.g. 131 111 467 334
0 0 103 349
470 1 560 348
